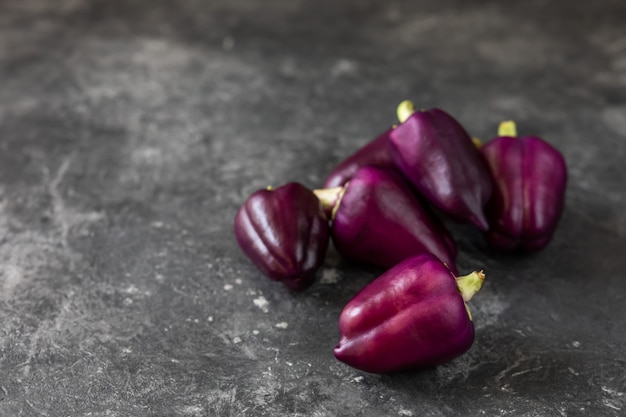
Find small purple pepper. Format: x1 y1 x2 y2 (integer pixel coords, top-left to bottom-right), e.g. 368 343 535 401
234 183 330 291
480 121 568 252
323 128 395 188
389 100 493 230
315 165 458 274
334 253 485 373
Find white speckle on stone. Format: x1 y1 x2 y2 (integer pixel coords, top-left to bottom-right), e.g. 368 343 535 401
252 330 259 335
233 337 242 344
275 322 288 329
286 362 293 367
182 405 204 415
151 221 164 228
253 296 269 313
124 285 139 294
235 278 242 285
223 284 233 291
121 348 132 354
1 263 22 295
351 376 364 383
568 367 579 376
399 409 414 416
208 316 214 322
123 298 133 306
132 146 164 166
320 268 339 284
330 58 359 77
572 341 581 348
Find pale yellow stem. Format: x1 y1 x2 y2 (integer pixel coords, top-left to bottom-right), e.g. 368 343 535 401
498 120 517 137
396 100 416 123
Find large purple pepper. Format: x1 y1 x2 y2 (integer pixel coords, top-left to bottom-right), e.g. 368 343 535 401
480 121 567 252
389 100 493 230
234 182 330 291
323 128 395 188
315 165 458 274
334 254 485 373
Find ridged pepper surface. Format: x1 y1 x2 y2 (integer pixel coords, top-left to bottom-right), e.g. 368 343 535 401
388 100 493 230
334 254 484 373
316 165 458 274
480 121 567 252
234 182 330 291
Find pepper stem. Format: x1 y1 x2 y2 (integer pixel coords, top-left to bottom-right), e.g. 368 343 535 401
396 100 415 123
471 137 483 148
455 270 485 302
313 187 342 210
313 186 346 220
498 120 517 137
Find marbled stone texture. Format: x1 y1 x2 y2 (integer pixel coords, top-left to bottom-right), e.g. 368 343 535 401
1 0 625 416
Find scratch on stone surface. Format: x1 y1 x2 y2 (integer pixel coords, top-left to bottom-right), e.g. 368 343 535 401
603 400 622 411
510 366 543 378
25 399 49 416
495 356 526 382
43 155 105 270
47 155 73 248
601 386 625 397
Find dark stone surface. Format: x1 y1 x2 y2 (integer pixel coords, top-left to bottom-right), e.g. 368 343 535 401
1 0 625 416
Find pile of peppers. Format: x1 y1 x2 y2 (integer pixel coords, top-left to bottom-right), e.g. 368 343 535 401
233 100 568 373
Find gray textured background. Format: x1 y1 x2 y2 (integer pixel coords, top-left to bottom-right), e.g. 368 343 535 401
1 0 625 416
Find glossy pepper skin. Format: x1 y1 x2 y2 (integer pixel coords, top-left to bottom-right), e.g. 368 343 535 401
334 254 484 373
389 101 493 230
323 128 395 188
234 183 330 291
480 122 567 252
321 165 458 274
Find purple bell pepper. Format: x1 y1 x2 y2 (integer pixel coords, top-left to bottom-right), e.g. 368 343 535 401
315 165 458 274
480 121 568 252
234 182 330 291
389 100 493 230
323 128 395 188
334 253 485 373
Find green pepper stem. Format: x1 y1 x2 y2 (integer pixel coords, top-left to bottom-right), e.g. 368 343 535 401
396 100 416 123
498 120 517 137
455 270 485 302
